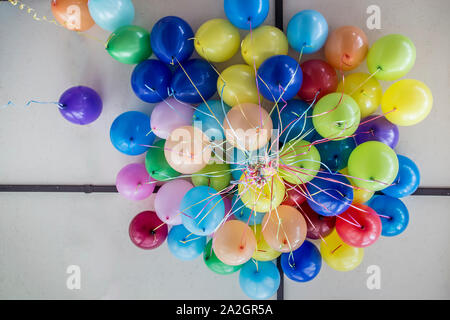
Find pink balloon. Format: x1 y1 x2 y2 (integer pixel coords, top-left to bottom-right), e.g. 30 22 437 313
150 98 194 139
129 211 168 250
116 163 155 201
154 179 194 225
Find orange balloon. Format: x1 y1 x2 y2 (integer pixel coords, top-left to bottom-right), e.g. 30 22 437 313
324 26 368 71
213 220 257 266
51 0 95 32
261 205 307 252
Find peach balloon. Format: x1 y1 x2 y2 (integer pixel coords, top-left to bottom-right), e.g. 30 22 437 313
51 0 95 31
324 26 368 71
262 205 307 252
213 220 257 266
164 126 212 174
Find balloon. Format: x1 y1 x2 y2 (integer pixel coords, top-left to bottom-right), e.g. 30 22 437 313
313 135 356 172
145 139 181 181
281 240 321 282
154 179 193 225
167 225 206 260
312 93 361 140
306 171 353 216
58 86 102 125
347 141 399 191
131 59 172 103
106 25 152 64
287 10 328 54
222 195 235 222
279 139 321 185
150 16 194 64
340 168 374 204
203 239 243 275
282 183 307 207
320 229 363 272
164 126 212 174
231 194 266 226
336 72 382 119
194 19 240 63
297 59 338 102
193 100 231 142
191 162 231 192
241 25 288 69
367 34 416 81
257 55 303 102
252 224 281 261
367 195 409 237
110 111 155 156
382 155 420 198
324 26 368 71
239 261 280 300
381 79 433 126
87 0 134 31
217 64 261 107
355 115 399 149
213 220 256 265
171 59 218 104
224 0 269 30
150 98 194 139
298 201 336 239
51 0 94 31
129 211 168 250
335 204 382 247
223 103 272 152
180 186 225 236
116 163 155 201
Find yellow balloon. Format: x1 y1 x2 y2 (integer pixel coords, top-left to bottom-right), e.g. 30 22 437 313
320 229 364 272
241 25 288 69
381 79 433 126
194 19 240 63
340 168 374 204
252 224 281 261
336 72 382 119
217 64 262 107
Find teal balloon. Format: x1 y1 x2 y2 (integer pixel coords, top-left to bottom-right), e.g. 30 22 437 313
167 225 206 261
287 10 328 54
193 100 231 142
88 0 135 32
239 261 280 300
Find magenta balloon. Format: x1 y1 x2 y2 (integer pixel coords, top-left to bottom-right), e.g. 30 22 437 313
116 163 155 201
154 179 194 225
222 195 235 222
129 211 168 250
150 98 194 139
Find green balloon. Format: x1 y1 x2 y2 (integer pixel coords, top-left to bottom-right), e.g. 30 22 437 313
145 140 180 181
203 240 242 275
191 162 231 191
367 34 416 81
312 93 360 140
279 139 320 184
347 141 399 191
106 25 152 64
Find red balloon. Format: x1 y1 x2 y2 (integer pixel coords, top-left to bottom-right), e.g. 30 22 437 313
282 183 307 207
129 211 168 249
297 59 338 102
298 202 336 240
336 204 382 248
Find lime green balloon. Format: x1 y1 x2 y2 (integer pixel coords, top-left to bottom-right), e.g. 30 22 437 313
191 162 231 191
106 25 152 64
203 240 242 275
312 93 360 140
367 34 416 81
279 139 320 184
347 141 399 191
145 140 180 181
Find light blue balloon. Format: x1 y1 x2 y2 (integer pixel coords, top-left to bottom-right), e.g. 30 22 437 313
224 0 269 30
287 10 328 54
231 194 265 225
167 225 206 261
193 100 231 142
88 0 135 32
239 261 280 300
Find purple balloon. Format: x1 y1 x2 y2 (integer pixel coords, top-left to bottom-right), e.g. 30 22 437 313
116 163 155 201
154 179 194 225
150 98 194 139
355 115 399 149
58 86 102 125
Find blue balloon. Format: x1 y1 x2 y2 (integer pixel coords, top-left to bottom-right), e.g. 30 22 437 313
239 260 280 300
88 0 135 32
287 10 328 54
224 0 269 30
382 155 420 198
231 194 265 225
180 186 225 236
313 134 356 172
171 59 218 104
193 100 231 142
131 59 172 103
257 55 303 102
167 225 206 261
281 240 321 282
150 16 194 64
110 111 155 155
306 171 353 216
368 195 409 237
